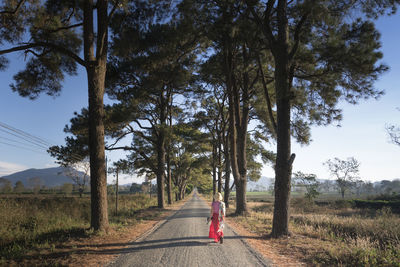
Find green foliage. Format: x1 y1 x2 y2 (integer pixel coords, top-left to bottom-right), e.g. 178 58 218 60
293 171 320 202
13 181 25 193
324 157 360 198
0 178 12 193
0 0 82 99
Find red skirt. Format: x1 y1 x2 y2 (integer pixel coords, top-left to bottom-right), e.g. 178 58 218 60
208 213 223 242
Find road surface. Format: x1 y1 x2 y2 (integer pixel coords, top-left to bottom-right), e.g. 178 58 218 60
107 191 271 267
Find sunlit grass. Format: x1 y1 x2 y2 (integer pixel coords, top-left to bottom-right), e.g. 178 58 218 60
0 194 157 262
228 196 400 266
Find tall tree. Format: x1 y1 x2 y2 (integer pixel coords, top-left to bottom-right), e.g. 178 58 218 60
324 157 360 198
248 0 398 237
199 0 267 215
170 122 210 200
61 159 90 197
0 0 128 231
107 13 202 207
108 159 130 215
0 178 12 193
194 94 227 196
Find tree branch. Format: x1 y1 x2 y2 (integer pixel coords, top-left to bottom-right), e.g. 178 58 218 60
105 146 134 151
249 3 276 51
24 48 50 58
288 153 296 167
288 12 309 61
107 129 133 149
0 42 86 67
139 151 157 173
133 119 153 130
257 54 277 133
0 0 25 15
108 0 120 23
48 23 83 34
133 129 155 144
294 68 330 80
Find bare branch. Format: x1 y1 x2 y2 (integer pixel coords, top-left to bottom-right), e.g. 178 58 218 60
24 48 50 58
107 129 133 148
256 54 277 133
133 119 153 130
105 146 134 151
47 23 83 34
0 42 86 67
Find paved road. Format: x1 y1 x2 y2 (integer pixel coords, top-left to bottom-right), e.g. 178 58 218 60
108 191 271 267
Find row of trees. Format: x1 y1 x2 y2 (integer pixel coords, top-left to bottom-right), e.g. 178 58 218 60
1 0 398 237
293 156 400 200
0 178 88 194
0 178 33 193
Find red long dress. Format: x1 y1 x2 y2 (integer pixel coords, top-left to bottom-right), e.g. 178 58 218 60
208 201 224 242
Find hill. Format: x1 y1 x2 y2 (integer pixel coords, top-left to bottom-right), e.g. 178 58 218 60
0 166 85 187
247 176 274 191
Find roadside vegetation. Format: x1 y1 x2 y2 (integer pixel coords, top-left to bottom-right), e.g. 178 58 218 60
0 193 159 265
228 192 400 266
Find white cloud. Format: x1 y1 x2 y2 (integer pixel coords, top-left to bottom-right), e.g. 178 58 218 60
0 161 27 176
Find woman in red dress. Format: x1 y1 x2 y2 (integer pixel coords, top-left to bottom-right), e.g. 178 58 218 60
209 192 226 244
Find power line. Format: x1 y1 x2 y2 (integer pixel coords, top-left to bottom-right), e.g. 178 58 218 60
0 135 50 150
0 128 49 150
0 121 87 163
0 122 53 148
0 140 49 155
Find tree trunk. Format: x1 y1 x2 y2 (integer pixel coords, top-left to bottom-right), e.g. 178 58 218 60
115 169 119 216
217 133 223 193
87 66 108 230
223 131 231 208
166 155 172 204
166 95 173 205
232 44 251 216
156 89 167 208
235 176 247 213
212 143 217 195
156 131 166 208
235 125 248 215
271 0 293 237
225 44 246 215
84 0 108 232
271 75 292 236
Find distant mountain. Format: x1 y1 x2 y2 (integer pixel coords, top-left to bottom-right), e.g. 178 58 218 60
0 167 86 187
247 176 274 191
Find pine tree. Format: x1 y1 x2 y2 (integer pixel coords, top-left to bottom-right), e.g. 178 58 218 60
248 0 398 237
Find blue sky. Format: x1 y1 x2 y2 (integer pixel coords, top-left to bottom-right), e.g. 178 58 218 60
0 13 399 184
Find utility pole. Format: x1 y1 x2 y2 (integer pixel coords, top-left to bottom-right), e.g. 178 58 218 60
115 166 119 216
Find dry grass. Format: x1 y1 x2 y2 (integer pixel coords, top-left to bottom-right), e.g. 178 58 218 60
0 194 188 266
226 198 400 267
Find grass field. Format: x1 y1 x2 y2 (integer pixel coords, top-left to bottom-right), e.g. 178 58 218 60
227 192 400 266
229 191 372 202
0 194 158 265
